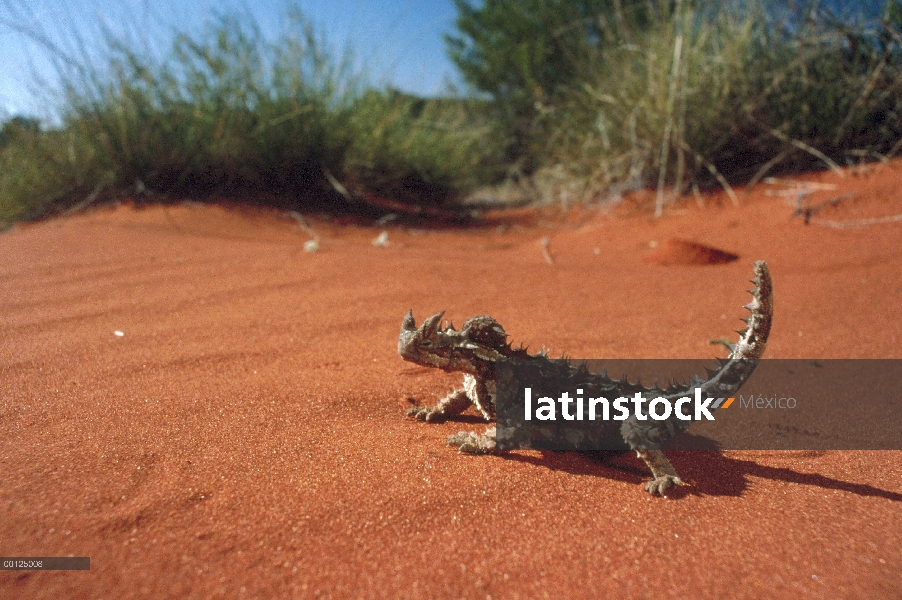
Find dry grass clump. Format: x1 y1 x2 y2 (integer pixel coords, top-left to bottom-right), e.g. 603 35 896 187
531 0 902 213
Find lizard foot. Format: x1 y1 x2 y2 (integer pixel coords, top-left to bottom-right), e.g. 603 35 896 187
405 406 446 422
447 429 496 454
645 475 683 496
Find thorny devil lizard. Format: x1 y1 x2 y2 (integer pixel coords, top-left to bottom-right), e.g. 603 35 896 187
398 261 773 496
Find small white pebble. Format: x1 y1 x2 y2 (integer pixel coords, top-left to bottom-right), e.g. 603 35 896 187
372 231 390 247
303 239 319 252
114 331 125 337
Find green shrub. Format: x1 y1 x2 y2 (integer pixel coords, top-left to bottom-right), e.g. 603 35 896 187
56 12 359 200
450 0 902 211
445 0 660 171
345 89 505 205
0 121 103 228
0 7 504 226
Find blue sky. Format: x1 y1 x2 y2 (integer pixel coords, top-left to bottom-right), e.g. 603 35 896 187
0 0 890 120
0 0 463 119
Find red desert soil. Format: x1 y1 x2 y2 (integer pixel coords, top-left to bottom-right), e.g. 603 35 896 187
2 161 902 599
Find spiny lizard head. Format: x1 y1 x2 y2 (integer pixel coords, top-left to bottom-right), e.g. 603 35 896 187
398 311 509 374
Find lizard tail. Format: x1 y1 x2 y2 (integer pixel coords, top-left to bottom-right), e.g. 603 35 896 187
698 260 773 398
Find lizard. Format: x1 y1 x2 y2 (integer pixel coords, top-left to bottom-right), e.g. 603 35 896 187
398 261 773 496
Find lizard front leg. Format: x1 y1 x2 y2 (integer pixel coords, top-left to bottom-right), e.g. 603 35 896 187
635 449 683 496
406 385 472 422
444 375 497 453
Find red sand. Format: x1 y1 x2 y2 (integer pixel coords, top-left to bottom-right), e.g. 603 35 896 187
2 161 902 598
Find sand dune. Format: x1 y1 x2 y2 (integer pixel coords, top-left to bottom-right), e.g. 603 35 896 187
2 162 901 598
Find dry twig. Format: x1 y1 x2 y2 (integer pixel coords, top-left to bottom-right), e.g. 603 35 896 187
290 211 322 251
808 213 902 229
540 237 554 265
792 193 853 225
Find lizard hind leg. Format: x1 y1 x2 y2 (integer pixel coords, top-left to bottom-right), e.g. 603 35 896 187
635 449 683 496
448 426 497 454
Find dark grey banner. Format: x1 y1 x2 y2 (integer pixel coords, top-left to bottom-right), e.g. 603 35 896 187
495 359 902 450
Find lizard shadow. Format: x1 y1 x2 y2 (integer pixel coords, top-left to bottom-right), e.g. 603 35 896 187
497 436 902 501
445 415 493 425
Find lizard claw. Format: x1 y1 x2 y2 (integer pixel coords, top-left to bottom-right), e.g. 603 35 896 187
405 406 445 422
645 475 683 496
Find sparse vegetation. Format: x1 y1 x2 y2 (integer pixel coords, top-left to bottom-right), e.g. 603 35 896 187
0 8 502 228
1 0 901 228
345 89 505 206
451 0 902 211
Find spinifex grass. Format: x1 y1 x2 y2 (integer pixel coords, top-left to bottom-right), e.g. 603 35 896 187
0 7 502 228
530 0 902 212
346 90 503 205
